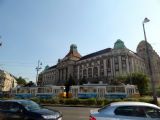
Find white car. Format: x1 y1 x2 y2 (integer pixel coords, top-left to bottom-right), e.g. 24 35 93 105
90 101 160 120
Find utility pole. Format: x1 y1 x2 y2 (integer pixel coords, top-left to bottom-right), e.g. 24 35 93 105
0 36 2 47
35 60 42 86
142 18 158 105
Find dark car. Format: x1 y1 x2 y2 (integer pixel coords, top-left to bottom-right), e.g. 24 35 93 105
0 99 62 120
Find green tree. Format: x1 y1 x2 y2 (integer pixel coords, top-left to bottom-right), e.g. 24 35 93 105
16 76 27 86
68 74 75 85
79 76 87 85
125 73 149 96
25 81 36 87
65 74 75 98
116 76 127 83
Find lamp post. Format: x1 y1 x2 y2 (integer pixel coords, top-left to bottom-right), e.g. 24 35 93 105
35 60 42 86
0 36 2 47
142 18 158 105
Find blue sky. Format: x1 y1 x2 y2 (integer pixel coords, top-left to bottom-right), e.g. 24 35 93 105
0 0 160 82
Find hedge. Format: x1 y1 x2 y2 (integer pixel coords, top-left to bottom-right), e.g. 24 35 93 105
28 96 159 106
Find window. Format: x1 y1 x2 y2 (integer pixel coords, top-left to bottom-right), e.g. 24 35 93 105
115 64 119 71
122 62 126 68
121 56 126 61
88 68 92 78
100 70 104 76
19 100 41 111
83 69 87 77
144 107 160 118
93 67 98 77
0 101 4 110
106 59 111 68
9 103 21 112
115 106 147 118
1 102 21 112
98 105 110 112
114 57 118 64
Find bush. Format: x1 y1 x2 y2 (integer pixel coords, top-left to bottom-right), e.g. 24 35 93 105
103 99 110 105
30 97 40 103
96 99 104 106
40 99 48 104
51 98 59 104
123 98 139 101
138 98 153 103
46 99 58 104
103 99 123 105
29 97 157 106
79 98 96 106
59 99 65 104
64 99 79 105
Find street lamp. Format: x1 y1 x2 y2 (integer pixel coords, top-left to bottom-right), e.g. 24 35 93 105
0 36 2 47
35 60 42 86
142 18 158 105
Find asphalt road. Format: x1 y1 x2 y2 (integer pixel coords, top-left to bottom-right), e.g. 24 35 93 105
45 106 99 120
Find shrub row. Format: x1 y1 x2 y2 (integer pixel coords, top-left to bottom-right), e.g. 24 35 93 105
30 97 157 106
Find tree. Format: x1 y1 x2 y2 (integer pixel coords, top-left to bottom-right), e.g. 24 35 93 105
125 73 149 96
25 81 36 87
79 76 87 85
64 74 75 98
116 76 127 83
16 76 27 86
68 74 76 85
65 82 70 98
110 76 127 85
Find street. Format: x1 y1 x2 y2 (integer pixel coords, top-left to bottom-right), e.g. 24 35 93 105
45 106 99 120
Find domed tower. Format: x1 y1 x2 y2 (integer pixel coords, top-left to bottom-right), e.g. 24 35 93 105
64 44 81 61
137 40 160 88
114 39 126 49
136 40 153 60
56 44 81 85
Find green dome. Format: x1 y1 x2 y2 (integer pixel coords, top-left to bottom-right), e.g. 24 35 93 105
44 65 49 70
70 44 77 51
114 39 126 49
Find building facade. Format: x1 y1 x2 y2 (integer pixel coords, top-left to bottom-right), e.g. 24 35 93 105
38 39 150 86
38 44 81 86
0 70 17 92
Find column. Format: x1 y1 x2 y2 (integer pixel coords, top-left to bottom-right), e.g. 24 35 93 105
97 66 100 77
111 57 115 78
66 67 68 80
58 69 60 81
104 59 107 76
126 56 130 73
131 57 134 73
60 69 62 81
119 56 122 75
86 67 88 78
77 66 80 80
62 69 64 81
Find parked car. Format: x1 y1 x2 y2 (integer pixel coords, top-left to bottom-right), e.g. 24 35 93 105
90 101 160 120
0 99 62 120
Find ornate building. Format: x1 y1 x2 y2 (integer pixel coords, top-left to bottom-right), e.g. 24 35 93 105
0 70 17 92
76 40 145 84
38 44 81 86
38 39 149 86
